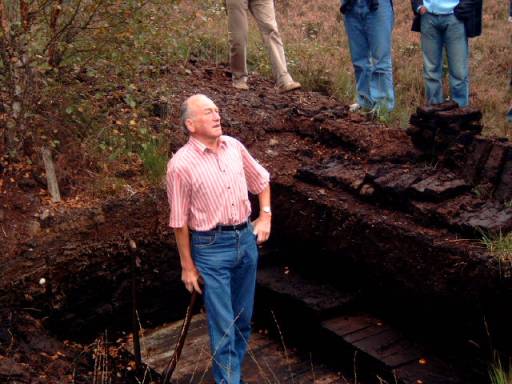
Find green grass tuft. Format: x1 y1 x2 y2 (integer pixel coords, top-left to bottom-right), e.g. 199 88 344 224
138 139 169 185
490 353 512 384
481 231 512 260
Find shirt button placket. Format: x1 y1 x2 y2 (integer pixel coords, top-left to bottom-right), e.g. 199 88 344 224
220 156 236 222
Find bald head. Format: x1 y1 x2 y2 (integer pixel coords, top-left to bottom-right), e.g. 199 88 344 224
180 94 215 131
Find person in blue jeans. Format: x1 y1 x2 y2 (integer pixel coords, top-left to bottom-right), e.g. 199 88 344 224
167 94 272 384
411 0 482 107
340 0 395 113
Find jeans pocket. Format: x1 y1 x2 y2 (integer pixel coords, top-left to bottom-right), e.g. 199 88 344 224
192 233 216 248
248 221 257 238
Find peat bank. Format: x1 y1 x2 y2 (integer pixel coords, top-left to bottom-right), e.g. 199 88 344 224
1 66 512 384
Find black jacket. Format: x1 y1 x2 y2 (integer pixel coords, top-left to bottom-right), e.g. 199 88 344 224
411 0 482 38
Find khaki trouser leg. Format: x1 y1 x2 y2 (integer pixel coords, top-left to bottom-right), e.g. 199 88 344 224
226 0 249 80
249 0 292 86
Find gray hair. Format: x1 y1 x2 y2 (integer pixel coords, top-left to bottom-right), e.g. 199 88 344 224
180 94 212 133
180 98 191 132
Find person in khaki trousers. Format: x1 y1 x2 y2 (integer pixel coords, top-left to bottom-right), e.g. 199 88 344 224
226 0 301 92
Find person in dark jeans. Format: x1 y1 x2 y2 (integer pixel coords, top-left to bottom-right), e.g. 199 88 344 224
411 0 483 107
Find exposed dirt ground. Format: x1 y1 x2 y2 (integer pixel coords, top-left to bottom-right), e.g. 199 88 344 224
1 61 511 383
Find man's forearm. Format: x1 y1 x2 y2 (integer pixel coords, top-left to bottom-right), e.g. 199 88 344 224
252 184 271 243
257 184 271 214
174 226 202 293
174 226 194 270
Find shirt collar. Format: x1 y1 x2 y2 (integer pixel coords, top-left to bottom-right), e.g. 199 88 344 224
188 136 227 153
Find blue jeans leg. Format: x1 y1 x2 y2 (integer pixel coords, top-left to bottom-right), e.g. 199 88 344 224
421 13 445 105
192 227 258 384
366 0 395 111
343 0 395 110
421 13 469 106
344 3 372 109
444 15 469 107
231 227 258 371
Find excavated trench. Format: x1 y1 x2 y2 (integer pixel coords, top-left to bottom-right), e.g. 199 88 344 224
1 190 507 383
2 65 512 383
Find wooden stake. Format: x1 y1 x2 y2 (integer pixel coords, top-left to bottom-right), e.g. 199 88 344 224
41 146 61 202
129 239 142 369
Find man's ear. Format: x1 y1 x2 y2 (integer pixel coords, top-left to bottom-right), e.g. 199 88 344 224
185 119 195 133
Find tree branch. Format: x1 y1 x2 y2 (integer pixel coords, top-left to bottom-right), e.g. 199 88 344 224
47 0 62 66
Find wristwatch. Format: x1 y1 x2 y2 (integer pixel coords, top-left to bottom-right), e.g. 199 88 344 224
261 206 272 215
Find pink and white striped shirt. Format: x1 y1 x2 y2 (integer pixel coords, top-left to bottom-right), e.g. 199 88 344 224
166 135 270 231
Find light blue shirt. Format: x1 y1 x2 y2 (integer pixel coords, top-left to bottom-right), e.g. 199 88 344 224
422 0 460 14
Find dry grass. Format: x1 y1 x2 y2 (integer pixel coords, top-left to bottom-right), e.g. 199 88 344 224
163 0 511 137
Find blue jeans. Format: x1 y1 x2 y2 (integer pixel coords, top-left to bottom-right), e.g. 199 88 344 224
192 224 258 384
343 0 395 111
420 13 469 107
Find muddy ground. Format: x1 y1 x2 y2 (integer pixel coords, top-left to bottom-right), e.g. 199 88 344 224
1 61 512 382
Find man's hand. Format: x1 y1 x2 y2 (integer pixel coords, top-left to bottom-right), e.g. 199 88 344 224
508 16 512 23
252 213 271 244
182 266 202 294
419 6 428 15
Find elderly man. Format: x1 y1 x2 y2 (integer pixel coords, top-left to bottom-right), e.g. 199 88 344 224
166 94 271 383
411 0 483 107
226 0 300 92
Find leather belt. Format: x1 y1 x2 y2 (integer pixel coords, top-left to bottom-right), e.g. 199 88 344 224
214 221 248 231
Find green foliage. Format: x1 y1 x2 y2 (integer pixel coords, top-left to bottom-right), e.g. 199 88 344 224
138 138 168 185
480 230 512 277
490 353 512 384
480 231 512 260
89 176 128 199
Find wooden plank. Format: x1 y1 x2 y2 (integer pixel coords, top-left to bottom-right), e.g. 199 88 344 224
394 357 465 384
321 314 466 383
126 313 345 384
353 328 401 354
370 337 423 368
257 267 354 317
282 364 346 384
321 314 378 337
343 324 391 344
242 341 310 383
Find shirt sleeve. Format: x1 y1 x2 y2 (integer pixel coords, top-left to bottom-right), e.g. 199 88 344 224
237 141 270 195
166 160 191 228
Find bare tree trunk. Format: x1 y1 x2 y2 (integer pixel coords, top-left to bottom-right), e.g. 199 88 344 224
0 0 33 159
48 0 63 68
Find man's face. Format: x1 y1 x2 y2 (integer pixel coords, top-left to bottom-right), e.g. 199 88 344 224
187 96 222 141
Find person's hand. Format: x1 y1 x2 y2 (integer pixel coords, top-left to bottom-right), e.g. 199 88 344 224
182 267 202 294
508 16 512 23
252 214 271 244
419 6 428 15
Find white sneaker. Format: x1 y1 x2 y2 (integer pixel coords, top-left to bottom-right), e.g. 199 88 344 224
349 103 361 112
